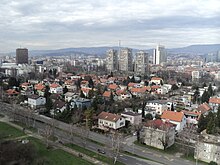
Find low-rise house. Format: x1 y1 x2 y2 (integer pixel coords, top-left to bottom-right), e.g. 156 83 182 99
121 111 142 125
5 89 19 97
70 97 91 109
34 83 45 96
209 97 220 113
195 134 220 164
50 83 63 94
116 90 132 100
108 84 119 91
130 86 149 98
183 110 201 125
150 77 163 86
141 119 175 150
196 102 211 115
161 111 186 132
98 111 125 130
53 100 66 113
64 92 77 102
145 100 168 115
28 95 46 109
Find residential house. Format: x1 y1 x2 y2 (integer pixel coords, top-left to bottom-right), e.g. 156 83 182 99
161 111 186 132
116 90 132 100
98 111 125 130
28 95 46 109
196 102 211 115
121 111 142 125
34 83 45 96
145 100 168 115
5 89 19 97
183 110 201 125
209 97 220 113
149 77 163 86
70 97 91 109
50 83 63 94
64 92 77 102
20 82 34 96
195 134 220 164
53 100 66 113
141 119 175 150
130 86 150 98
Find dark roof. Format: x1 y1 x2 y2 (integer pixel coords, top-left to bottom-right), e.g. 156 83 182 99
53 100 66 109
28 94 41 100
145 119 175 131
98 112 121 122
121 111 141 116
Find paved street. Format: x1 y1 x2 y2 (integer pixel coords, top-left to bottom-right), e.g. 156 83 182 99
0 101 205 165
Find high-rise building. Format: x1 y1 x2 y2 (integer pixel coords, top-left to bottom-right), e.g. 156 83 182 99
119 48 132 72
134 51 149 74
153 45 167 65
106 49 118 72
16 48 28 64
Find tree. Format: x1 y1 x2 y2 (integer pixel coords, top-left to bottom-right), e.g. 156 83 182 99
52 68 57 78
88 78 94 89
208 84 214 96
216 106 220 128
171 84 179 91
206 116 216 134
141 101 146 118
63 86 68 94
145 113 153 120
88 89 94 99
202 82 207 88
8 77 19 88
171 103 174 111
201 90 210 103
197 114 207 133
80 90 86 98
209 161 218 165
84 108 94 129
110 91 114 103
45 97 53 115
193 87 200 103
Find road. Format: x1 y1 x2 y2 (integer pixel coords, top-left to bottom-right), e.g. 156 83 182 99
0 102 204 165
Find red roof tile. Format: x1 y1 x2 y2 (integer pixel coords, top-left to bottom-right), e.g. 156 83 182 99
98 112 121 122
161 111 184 122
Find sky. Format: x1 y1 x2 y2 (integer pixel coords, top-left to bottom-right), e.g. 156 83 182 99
0 0 220 52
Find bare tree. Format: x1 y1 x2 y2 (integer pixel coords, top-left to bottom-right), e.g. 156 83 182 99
42 124 52 148
111 132 123 164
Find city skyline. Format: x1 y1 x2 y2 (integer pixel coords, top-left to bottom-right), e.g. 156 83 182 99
0 0 220 52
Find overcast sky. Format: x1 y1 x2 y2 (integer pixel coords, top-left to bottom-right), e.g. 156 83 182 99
0 0 220 52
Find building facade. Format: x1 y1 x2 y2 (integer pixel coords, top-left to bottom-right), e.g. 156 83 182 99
106 49 118 72
119 48 132 72
16 48 28 64
134 51 149 74
153 45 167 65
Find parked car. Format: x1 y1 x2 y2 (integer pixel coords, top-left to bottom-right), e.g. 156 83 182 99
97 149 105 154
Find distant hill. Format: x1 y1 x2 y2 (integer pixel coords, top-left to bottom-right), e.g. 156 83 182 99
168 44 220 54
4 44 220 57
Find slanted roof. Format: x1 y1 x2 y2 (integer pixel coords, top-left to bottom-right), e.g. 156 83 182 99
108 84 118 90
53 100 66 109
28 94 42 100
35 83 45 91
6 89 19 95
103 91 111 98
121 111 141 116
145 119 175 131
161 111 184 122
209 97 220 104
98 112 121 122
196 102 211 114
50 83 60 88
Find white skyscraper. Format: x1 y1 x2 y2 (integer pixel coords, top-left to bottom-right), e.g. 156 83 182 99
106 49 118 72
153 45 167 65
135 51 149 74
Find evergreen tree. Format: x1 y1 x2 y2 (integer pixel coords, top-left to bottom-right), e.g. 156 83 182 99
171 103 174 111
201 90 210 103
110 91 114 103
63 86 68 94
193 87 200 103
88 89 94 99
80 90 86 98
197 114 207 133
208 84 214 96
145 113 153 120
216 106 220 128
202 82 207 88
206 116 216 134
88 78 94 89
171 84 179 91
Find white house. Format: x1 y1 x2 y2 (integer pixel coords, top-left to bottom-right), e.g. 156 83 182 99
50 83 63 94
64 92 77 102
149 77 163 85
209 97 220 113
28 95 46 109
161 111 186 132
145 100 168 115
98 112 125 130
121 111 142 125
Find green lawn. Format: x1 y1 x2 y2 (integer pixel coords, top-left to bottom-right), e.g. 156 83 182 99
66 143 125 165
0 121 25 139
29 137 93 165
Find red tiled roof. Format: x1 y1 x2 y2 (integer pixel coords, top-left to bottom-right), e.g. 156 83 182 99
50 83 60 88
196 102 211 114
161 111 184 122
209 97 220 104
130 87 147 93
108 84 118 90
103 91 111 97
128 83 137 87
35 83 45 91
145 119 175 130
98 112 121 122
6 89 19 95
